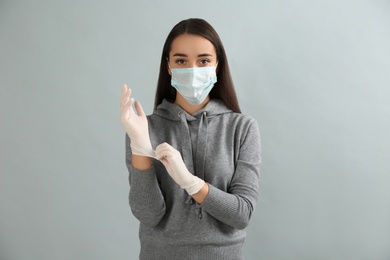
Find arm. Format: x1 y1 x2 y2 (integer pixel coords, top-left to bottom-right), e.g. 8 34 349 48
153 119 261 230
121 84 166 226
201 120 261 229
126 135 166 227
192 183 209 204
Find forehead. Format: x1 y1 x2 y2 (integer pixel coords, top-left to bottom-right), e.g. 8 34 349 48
170 34 216 56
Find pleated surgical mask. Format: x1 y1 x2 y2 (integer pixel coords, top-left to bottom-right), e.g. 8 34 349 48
170 66 217 105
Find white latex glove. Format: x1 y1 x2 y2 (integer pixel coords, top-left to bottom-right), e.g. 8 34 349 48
120 84 155 158
155 142 205 195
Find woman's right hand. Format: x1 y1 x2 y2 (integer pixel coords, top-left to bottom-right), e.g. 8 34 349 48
120 84 155 158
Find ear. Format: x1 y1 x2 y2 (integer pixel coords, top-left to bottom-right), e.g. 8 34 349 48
166 57 172 75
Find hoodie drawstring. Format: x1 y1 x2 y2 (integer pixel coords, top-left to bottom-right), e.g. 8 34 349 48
180 111 209 219
178 111 195 175
195 112 208 181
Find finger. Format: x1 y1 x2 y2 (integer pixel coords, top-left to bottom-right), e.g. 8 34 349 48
120 84 127 102
120 94 131 113
120 100 132 121
134 101 145 117
121 83 127 94
155 142 170 153
159 158 169 168
155 143 176 159
121 97 134 118
120 89 133 113
157 142 171 148
156 152 172 161
120 84 132 105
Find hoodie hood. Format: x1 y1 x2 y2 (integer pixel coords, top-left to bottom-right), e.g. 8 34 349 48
153 99 233 121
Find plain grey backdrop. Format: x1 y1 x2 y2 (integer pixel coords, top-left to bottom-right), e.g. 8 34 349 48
1 0 389 259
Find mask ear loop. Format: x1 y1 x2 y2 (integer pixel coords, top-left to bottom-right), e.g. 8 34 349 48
214 61 219 74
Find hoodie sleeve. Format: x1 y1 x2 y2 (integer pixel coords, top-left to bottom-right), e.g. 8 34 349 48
125 134 166 227
201 119 261 229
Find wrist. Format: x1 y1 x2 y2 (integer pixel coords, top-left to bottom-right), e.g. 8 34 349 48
132 154 153 170
130 141 155 158
183 177 205 196
191 182 209 204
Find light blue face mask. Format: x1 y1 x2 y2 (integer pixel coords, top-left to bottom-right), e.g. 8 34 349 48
170 66 217 105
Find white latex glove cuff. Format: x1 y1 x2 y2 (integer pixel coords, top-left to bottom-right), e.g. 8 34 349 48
130 142 157 159
183 177 205 195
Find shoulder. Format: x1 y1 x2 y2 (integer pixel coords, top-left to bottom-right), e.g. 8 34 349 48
223 112 259 130
228 113 261 147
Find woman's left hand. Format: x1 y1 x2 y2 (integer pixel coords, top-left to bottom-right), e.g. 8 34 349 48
155 143 204 195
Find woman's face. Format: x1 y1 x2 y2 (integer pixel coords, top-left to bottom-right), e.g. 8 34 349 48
168 34 217 71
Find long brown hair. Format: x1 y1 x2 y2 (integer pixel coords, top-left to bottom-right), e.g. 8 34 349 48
153 18 241 113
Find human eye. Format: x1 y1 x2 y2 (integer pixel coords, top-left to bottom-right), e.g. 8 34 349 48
199 59 210 66
175 59 186 65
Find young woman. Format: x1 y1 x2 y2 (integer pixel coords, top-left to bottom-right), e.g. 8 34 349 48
120 18 261 260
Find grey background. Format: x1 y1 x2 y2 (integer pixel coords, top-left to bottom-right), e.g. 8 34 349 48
1 0 389 259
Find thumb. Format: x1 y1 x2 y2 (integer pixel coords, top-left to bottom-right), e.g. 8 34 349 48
159 157 169 168
134 101 145 117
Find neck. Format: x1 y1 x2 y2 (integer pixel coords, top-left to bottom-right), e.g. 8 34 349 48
175 94 210 115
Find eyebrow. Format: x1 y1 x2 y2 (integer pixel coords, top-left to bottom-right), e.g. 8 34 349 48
172 53 213 57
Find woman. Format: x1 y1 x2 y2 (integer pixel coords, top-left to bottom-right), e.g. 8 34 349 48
120 18 261 260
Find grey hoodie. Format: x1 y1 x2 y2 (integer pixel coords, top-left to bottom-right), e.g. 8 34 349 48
126 99 261 260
